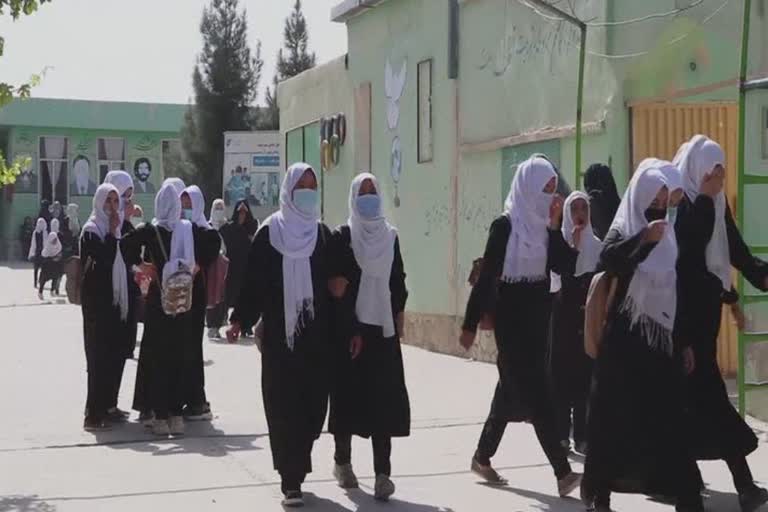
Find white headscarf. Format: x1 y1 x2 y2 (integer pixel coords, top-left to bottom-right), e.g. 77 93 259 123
610 158 678 355
154 183 195 287
82 183 130 321
209 199 227 230
502 156 557 283
163 177 186 196
183 185 210 228
562 191 601 276
673 135 730 291
348 173 398 338
29 218 48 259
41 232 62 258
104 170 134 223
50 218 60 234
66 204 81 235
265 163 319 350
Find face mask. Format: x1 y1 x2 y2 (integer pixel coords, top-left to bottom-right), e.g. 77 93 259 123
644 207 667 223
536 192 553 218
183 208 194 220
356 194 381 219
667 206 678 225
293 189 319 216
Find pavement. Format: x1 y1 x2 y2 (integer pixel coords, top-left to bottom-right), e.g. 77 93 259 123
1 264 768 512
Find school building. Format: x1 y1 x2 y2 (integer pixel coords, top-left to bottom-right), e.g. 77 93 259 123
278 0 768 378
0 98 187 260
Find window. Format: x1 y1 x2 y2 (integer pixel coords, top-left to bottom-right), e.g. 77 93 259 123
98 137 125 182
38 136 69 204
417 59 433 163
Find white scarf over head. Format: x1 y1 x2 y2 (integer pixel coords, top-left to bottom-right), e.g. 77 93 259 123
50 218 60 234
184 185 211 228
348 173 398 338
104 170 134 224
610 159 678 355
502 156 557 283
562 191 601 276
265 162 319 350
163 177 186 196
42 232 62 258
66 204 81 235
674 135 730 291
28 218 48 259
82 183 130 321
154 183 195 287
209 199 227 230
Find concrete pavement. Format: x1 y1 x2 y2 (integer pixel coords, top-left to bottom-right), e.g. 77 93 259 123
1 264 767 511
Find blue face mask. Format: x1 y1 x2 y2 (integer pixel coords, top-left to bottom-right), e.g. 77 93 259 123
356 194 381 219
667 206 678 225
182 209 194 221
293 189 319 216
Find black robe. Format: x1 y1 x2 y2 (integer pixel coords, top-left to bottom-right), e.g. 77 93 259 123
328 225 410 438
584 164 621 241
583 229 699 501
219 216 259 310
675 196 767 460
230 224 332 478
463 216 576 422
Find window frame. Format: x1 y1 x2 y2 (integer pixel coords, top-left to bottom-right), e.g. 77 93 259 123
417 58 434 164
38 135 70 204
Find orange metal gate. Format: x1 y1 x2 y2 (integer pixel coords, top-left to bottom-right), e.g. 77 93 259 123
631 102 739 375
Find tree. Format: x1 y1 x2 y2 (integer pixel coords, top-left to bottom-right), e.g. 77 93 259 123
261 0 316 130
0 0 50 187
181 0 262 206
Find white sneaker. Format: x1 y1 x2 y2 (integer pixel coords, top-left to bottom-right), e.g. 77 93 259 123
374 475 395 501
168 416 185 436
152 419 170 437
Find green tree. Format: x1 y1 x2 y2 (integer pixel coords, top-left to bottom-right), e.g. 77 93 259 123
182 0 262 206
261 0 316 130
0 0 50 187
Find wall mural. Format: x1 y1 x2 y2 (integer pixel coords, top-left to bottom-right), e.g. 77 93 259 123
133 157 156 194
385 58 407 207
71 155 97 196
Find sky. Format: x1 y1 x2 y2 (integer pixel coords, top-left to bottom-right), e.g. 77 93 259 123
0 0 348 105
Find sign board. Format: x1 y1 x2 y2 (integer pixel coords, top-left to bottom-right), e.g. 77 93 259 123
222 131 283 221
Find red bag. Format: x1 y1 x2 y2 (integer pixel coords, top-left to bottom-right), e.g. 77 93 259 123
206 253 229 309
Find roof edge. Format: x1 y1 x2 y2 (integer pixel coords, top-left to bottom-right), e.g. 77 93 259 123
331 0 391 23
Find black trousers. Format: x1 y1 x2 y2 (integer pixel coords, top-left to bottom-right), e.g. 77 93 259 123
184 309 207 408
334 433 393 476
475 386 571 480
151 317 186 420
33 263 40 287
555 395 588 446
206 302 227 329
83 324 116 421
691 456 755 495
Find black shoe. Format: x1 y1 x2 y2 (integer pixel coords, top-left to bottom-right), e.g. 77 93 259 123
107 408 129 423
740 486 768 512
83 417 112 432
182 403 213 421
282 491 304 507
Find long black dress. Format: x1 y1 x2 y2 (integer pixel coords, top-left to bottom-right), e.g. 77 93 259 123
584 164 621 241
230 224 332 489
328 226 410 472
582 229 702 510
675 196 766 476
122 223 220 420
548 268 594 448
30 231 44 287
463 215 575 480
81 231 129 423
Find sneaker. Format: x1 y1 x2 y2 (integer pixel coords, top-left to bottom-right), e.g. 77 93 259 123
374 475 396 501
740 486 768 512
333 463 359 489
575 441 588 456
107 407 129 423
558 472 582 498
168 416 185 436
282 490 304 507
152 419 170 437
83 417 112 432
207 327 221 340
139 411 154 428
183 403 213 421
471 457 508 486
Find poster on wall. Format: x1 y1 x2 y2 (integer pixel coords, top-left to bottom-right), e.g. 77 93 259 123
13 153 37 194
132 157 156 194
70 155 98 196
222 131 282 220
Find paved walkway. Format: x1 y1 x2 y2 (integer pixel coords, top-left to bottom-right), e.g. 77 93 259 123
1 265 767 511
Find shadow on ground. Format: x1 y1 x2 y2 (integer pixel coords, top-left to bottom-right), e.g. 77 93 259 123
0 495 57 512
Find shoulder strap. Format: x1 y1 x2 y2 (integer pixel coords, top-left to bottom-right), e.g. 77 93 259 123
153 225 169 265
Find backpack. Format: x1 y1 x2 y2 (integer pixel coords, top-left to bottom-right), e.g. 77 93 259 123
64 255 91 305
154 226 194 316
584 271 619 359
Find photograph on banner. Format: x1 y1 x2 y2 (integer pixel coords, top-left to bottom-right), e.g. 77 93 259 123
222 131 282 221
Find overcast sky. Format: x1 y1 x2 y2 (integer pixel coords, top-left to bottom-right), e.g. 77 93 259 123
0 0 348 105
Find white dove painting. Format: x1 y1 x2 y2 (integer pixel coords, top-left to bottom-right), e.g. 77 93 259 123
385 59 407 131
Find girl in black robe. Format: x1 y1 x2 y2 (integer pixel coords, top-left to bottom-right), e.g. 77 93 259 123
584 163 621 240
80 184 131 431
28 218 47 288
122 182 219 437
673 135 768 512
228 163 331 508
213 199 259 336
328 173 410 501
581 160 703 512
38 231 63 299
460 155 581 497
205 198 229 339
549 191 601 455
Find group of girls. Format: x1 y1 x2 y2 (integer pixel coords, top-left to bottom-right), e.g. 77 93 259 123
29 200 80 299
227 163 411 507
462 135 768 512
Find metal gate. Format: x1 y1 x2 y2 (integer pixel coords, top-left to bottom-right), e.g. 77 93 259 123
631 101 740 375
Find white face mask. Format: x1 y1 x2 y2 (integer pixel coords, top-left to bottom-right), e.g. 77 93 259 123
535 192 553 218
